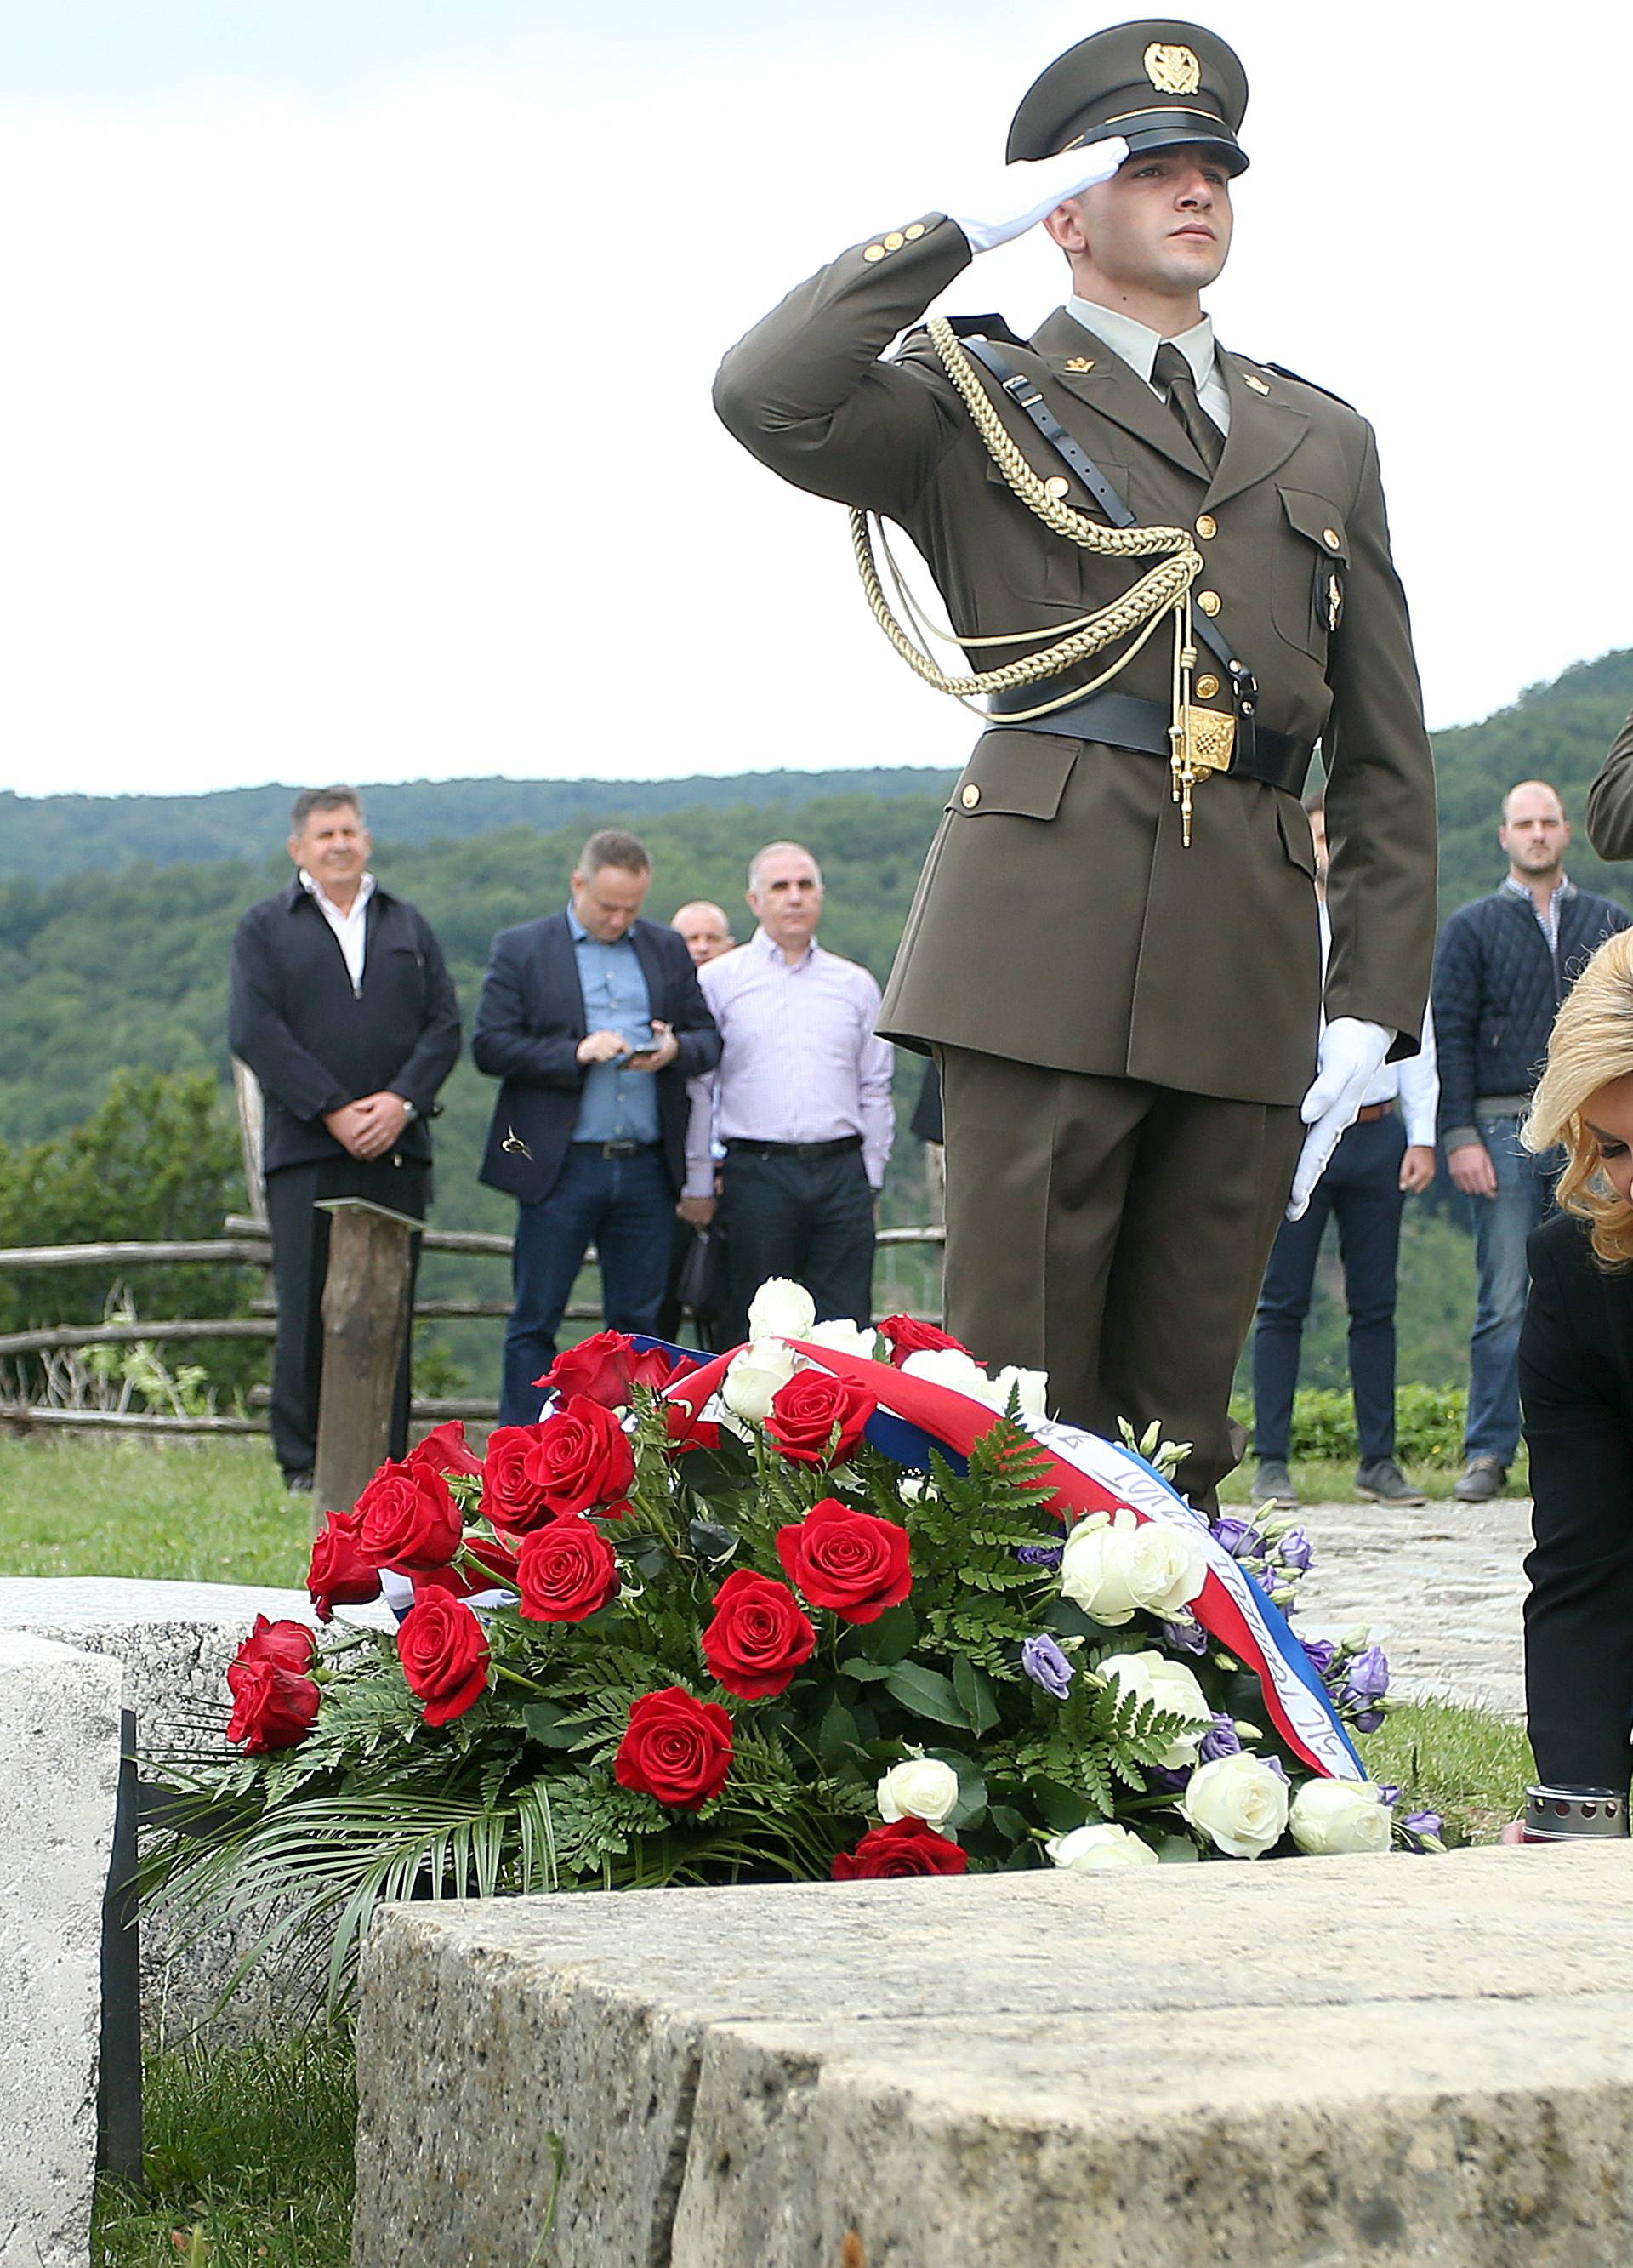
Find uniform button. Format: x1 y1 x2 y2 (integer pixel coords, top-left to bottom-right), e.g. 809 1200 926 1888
904 221 926 240
960 784 981 809
1195 513 1216 539
1323 527 1341 550
862 244 885 262
1197 590 1221 616
884 231 904 250
1195 673 1220 698
1044 476 1070 500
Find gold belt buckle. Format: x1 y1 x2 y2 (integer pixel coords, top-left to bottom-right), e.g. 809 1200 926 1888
1183 704 1237 778
1169 704 1237 846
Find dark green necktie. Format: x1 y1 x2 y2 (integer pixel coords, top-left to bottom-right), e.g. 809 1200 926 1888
1152 340 1223 476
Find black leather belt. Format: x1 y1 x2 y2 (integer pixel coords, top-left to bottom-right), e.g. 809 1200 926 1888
573 1138 659 1159
725 1136 862 1161
985 685 1313 798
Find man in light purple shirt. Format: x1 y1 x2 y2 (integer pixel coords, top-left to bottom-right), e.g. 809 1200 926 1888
683 841 895 1341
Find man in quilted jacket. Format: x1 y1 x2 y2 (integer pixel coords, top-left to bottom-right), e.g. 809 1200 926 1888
1432 781 1630 1500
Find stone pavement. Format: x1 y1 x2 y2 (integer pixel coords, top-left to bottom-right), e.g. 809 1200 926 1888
1292 1491 1531 1720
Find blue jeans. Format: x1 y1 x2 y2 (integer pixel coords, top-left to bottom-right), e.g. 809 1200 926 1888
499 1145 673 1426
1465 1115 1559 1467
1253 1111 1406 1465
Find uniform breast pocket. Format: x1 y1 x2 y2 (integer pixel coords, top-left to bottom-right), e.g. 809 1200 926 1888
982 453 1133 607
1271 487 1350 660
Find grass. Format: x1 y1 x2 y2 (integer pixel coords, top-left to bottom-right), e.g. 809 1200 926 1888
0 1437 311 1586
94 2033 355 2268
1359 1701 1533 1846
1218 1454 1530 1505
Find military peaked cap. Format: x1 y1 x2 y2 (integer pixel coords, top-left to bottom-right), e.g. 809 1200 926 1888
1007 18 1249 175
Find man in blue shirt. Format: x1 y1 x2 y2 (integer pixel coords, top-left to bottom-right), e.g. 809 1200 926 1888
474 829 720 1423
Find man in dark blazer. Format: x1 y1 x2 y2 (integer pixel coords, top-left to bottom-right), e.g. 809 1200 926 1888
714 19 1436 1507
474 829 720 1423
228 786 461 1490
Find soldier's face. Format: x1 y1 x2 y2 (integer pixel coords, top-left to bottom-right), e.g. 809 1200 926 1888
1058 146 1232 297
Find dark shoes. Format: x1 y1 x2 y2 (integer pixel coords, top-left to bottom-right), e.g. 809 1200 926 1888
1452 1457 1507 1503
1253 1460 1300 1508
1354 1456 1427 1507
285 1469 315 1496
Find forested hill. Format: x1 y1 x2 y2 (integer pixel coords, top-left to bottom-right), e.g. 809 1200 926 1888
0 766 954 885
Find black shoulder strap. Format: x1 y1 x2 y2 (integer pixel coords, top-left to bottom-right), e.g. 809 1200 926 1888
1264 361 1355 410
959 334 1259 710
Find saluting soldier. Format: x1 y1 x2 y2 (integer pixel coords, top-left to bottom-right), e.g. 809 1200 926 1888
714 19 1436 1507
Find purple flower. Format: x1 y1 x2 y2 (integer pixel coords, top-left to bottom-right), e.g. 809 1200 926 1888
1145 1763 1193 1794
1016 1543 1064 1570
1343 1644 1391 1705
1301 1637 1339 1678
1198 1712 1242 1764
1403 1808 1443 1842
1351 1707 1385 1735
1161 1618 1209 1656
1211 1517 1262 1559
1261 1755 1290 1785
1275 1529 1313 1573
1021 1633 1075 1699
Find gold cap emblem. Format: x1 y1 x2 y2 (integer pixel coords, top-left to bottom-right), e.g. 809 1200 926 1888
1144 42 1201 95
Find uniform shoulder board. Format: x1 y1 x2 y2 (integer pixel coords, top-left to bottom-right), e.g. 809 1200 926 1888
1262 360 1356 410
902 311 1027 348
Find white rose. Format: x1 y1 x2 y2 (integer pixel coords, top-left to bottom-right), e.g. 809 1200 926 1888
991 1364 1049 1418
1059 1509 1204 1627
1045 1822 1159 1872
805 1317 879 1361
746 1277 817 1342
1180 1751 1290 1858
877 1757 959 1827
722 1337 800 1423
1289 1777 1392 1857
1099 1649 1211 1767
900 1346 996 1401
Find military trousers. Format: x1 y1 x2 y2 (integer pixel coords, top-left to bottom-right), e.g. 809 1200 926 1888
936 1047 1304 1509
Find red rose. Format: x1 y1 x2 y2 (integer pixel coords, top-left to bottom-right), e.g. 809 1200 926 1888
832 1818 969 1880
308 1510 383 1622
766 1370 878 1469
522 1396 636 1517
412 1536 522 1602
482 1424 554 1532
235 1613 317 1674
395 1593 491 1727
878 1315 972 1364
701 1570 816 1698
406 1418 486 1479
515 1516 620 1623
354 1458 463 1572
775 1497 913 1624
535 1331 692 1410
225 1656 321 1754
615 1686 733 1809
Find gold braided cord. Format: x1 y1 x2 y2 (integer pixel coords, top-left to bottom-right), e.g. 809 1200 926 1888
849 313 1203 703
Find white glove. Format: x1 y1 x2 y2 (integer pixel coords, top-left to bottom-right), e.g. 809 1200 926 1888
1285 1017 1393 1222
947 140 1129 254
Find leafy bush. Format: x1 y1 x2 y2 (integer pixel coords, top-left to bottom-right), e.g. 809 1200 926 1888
1231 1383 1467 1469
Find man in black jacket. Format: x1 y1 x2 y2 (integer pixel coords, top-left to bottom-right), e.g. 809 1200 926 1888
473 829 720 1424
1432 780 1630 1500
228 787 461 1490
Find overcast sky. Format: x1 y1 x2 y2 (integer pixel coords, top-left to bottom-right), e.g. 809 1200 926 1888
0 0 1625 801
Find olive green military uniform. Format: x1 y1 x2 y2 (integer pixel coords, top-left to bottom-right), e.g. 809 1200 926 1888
1587 708 1633 859
714 86 1435 1503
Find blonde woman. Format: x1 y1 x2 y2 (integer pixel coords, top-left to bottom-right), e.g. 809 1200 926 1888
1518 926 1633 1795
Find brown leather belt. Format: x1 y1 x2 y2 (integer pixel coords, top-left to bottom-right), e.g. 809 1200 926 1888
1352 1102 1395 1125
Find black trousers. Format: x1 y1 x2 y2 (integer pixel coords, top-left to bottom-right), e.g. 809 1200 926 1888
718 1142 875 1347
1252 1109 1406 1464
265 1155 428 1480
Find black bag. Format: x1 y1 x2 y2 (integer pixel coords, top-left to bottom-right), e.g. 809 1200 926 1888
675 1227 727 1325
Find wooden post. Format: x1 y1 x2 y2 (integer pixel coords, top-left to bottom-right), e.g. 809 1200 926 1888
230 1057 268 1228
312 1199 418 1525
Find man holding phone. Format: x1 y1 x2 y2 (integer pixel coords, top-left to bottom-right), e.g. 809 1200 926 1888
474 828 720 1422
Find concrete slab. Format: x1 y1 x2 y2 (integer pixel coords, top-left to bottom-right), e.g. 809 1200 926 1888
354 1846 1633 2268
0 1630 122 2268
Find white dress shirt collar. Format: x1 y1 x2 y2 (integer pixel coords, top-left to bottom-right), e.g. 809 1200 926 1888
299 868 375 993
1066 299 1216 394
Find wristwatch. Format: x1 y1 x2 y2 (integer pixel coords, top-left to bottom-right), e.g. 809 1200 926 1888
398 1097 418 1121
